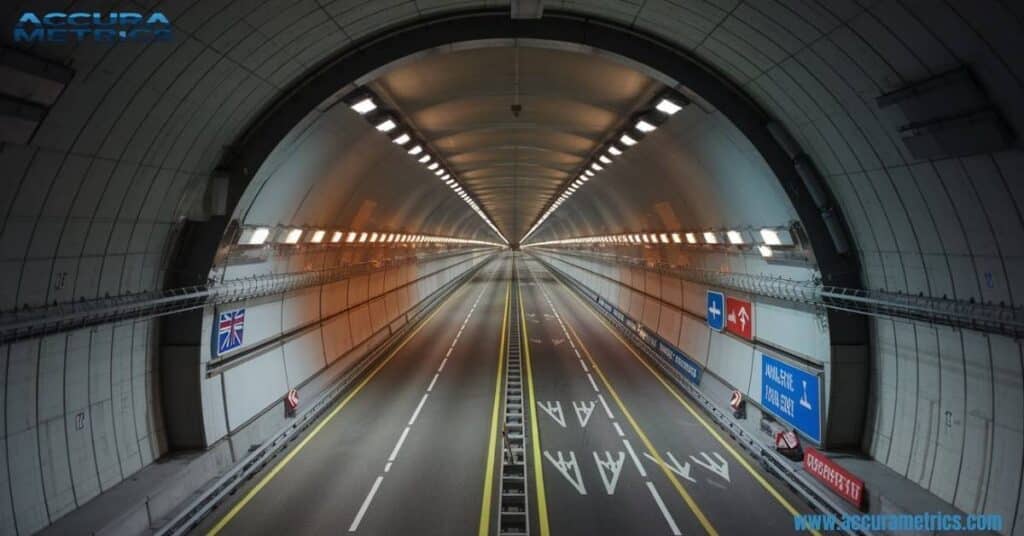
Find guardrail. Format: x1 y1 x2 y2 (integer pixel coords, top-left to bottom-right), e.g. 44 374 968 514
529 253 871 536
154 254 495 535
535 247 1024 339
0 247 495 344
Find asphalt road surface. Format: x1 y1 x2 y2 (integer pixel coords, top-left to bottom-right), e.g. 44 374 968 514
197 252 813 535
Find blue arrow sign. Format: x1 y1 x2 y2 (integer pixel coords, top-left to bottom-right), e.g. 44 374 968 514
706 291 725 331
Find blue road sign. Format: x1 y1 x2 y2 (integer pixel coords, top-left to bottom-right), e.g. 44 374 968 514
761 352 821 443
657 341 702 385
706 291 725 331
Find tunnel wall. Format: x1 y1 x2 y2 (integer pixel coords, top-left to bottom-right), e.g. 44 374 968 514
533 247 1024 531
0 322 163 535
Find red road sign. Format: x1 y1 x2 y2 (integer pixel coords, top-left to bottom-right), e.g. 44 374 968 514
725 296 753 340
729 390 743 410
285 389 299 412
804 447 865 508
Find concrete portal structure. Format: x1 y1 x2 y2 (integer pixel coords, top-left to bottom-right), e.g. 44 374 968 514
0 2 1022 535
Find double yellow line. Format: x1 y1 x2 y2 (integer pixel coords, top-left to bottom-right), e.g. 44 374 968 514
479 264 551 536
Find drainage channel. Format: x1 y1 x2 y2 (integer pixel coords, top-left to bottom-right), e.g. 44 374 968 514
497 259 529 536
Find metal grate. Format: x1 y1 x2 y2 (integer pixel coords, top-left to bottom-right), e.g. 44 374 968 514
497 257 529 536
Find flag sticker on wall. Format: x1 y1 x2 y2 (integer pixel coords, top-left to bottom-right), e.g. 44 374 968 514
217 308 245 355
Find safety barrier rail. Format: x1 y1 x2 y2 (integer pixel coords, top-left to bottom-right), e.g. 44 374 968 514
530 253 871 536
0 247 495 344
154 254 496 536
535 248 1024 339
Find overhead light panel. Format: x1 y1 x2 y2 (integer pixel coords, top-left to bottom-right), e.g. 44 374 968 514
608 146 622 156
375 118 397 132
245 227 269 245
331 231 343 243
427 162 439 170
670 233 681 243
599 155 612 164
584 170 595 177
346 232 357 243
620 134 638 146
418 154 431 163
434 168 445 176
635 119 657 133
760 228 782 245
758 245 773 258
350 97 376 114
703 231 718 244
310 230 325 243
727 230 744 244
590 162 603 171
284 229 303 244
408 145 423 155
392 133 410 145
655 98 683 115
685 232 697 244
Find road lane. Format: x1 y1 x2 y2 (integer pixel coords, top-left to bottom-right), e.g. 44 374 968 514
519 260 700 536
200 255 511 535
525 256 817 536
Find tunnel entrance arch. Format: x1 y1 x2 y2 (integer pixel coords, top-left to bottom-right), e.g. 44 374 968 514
164 7 868 449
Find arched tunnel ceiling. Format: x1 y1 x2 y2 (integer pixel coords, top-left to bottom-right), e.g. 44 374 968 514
367 46 664 241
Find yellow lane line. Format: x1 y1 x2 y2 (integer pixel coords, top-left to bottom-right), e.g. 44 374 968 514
209 275 479 535
478 279 510 536
553 273 820 536
519 274 550 536
557 303 718 536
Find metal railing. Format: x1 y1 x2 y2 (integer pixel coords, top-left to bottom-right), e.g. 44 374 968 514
537 248 1024 338
0 248 494 344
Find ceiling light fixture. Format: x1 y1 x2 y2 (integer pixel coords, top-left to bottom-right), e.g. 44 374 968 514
635 119 657 133
620 134 637 146
392 133 410 145
375 118 396 132
655 98 683 115
350 97 376 114
408 145 423 155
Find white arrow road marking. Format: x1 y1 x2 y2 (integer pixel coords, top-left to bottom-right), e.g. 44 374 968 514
553 337 565 346
644 452 696 483
593 451 626 494
622 439 646 478
573 400 596 428
537 401 566 428
690 452 730 482
544 451 587 495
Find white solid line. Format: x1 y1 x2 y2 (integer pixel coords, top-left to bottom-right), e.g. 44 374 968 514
445 348 453 357
388 427 411 462
622 439 647 477
427 373 439 392
408 394 429 425
586 373 599 392
574 349 581 358
646 482 682 536
597 394 614 419
613 422 625 437
384 462 392 472
349 475 384 532
579 359 588 373
438 358 448 371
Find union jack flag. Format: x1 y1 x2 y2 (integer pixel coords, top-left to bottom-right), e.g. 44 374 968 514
217 308 245 354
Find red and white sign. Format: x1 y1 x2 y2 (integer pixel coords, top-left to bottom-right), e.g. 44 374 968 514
729 390 743 411
285 389 299 412
725 296 753 340
776 430 800 450
803 447 865 508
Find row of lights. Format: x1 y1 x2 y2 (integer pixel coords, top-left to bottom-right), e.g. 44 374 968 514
238 226 503 248
346 91 508 244
521 93 687 243
523 226 796 258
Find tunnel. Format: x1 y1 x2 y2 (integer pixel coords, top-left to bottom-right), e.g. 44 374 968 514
0 2 1022 535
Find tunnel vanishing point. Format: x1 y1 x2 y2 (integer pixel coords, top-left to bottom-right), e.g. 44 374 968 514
1 1 1023 535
